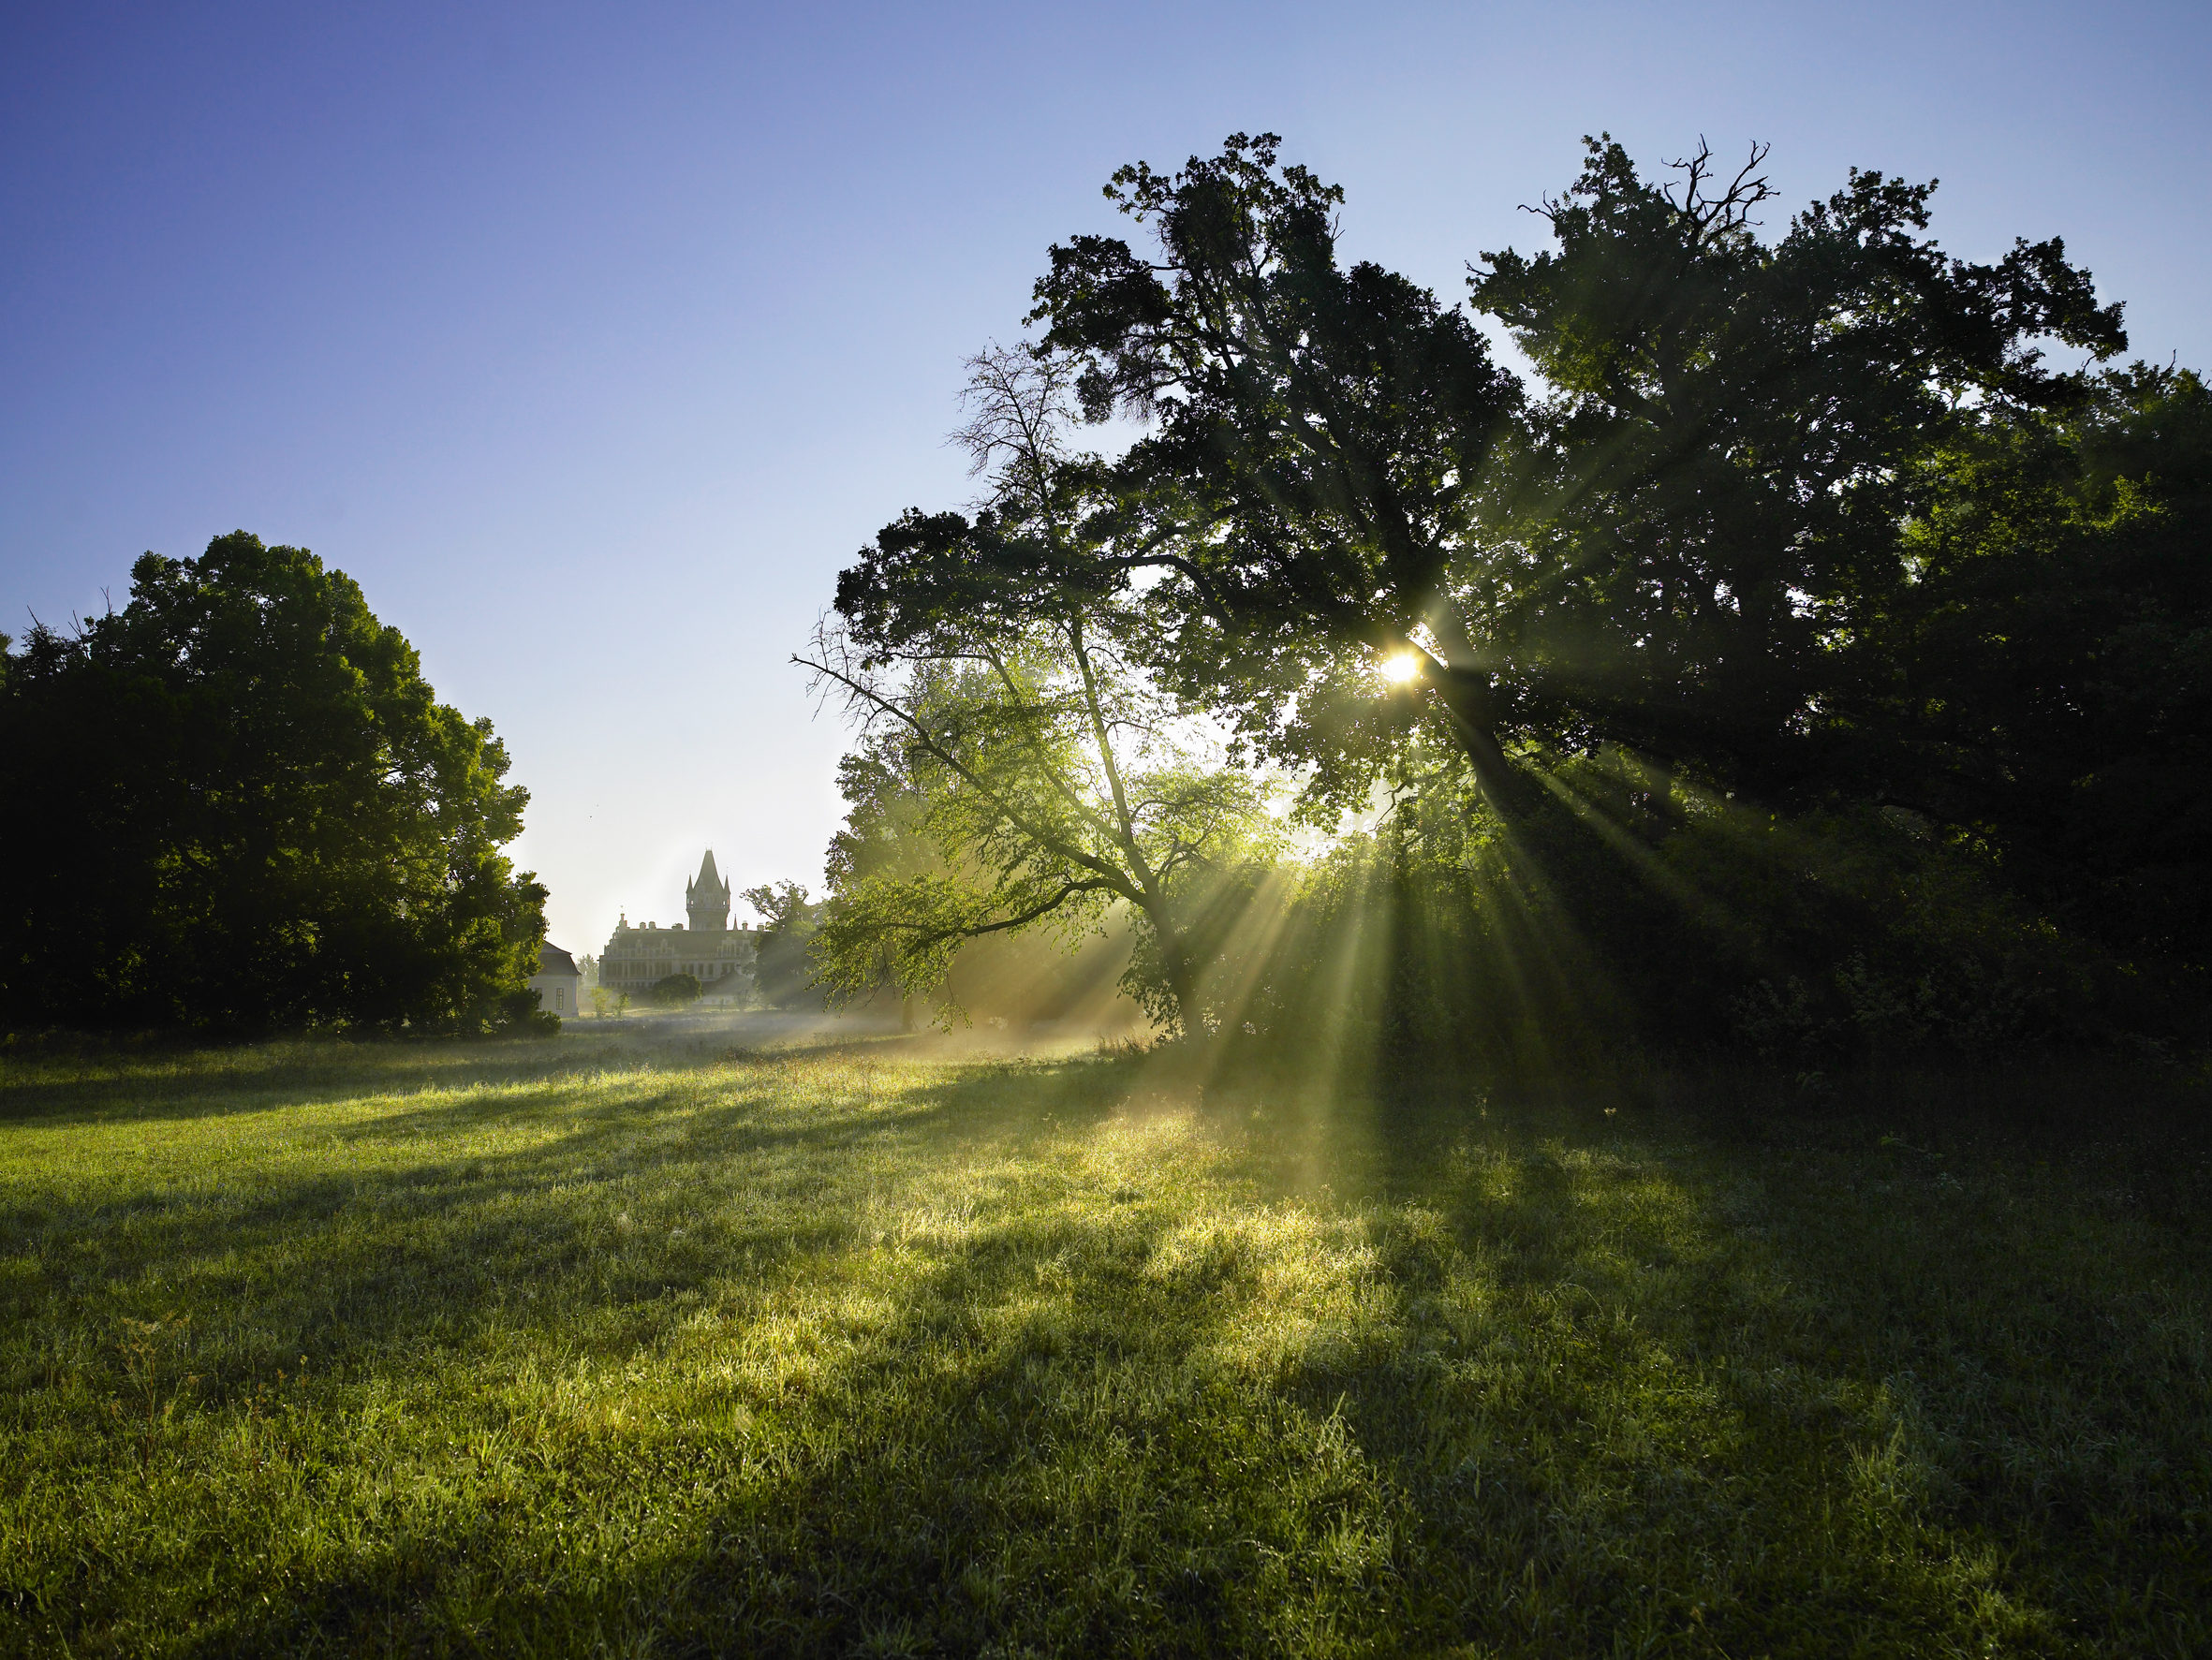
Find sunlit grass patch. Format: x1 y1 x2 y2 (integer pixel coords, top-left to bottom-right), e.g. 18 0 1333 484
0 1029 2205 1655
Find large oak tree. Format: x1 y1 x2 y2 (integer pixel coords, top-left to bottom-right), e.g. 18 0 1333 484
1 533 550 1032
1025 134 2126 821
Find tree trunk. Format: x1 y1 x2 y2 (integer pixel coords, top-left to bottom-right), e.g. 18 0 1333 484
1139 903 1204 1042
1165 944 1202 1039
1435 668 1531 822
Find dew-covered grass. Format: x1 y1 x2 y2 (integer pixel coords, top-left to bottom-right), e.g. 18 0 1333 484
0 1022 2205 1656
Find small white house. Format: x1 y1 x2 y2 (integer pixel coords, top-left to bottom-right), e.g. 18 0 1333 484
529 942 582 1018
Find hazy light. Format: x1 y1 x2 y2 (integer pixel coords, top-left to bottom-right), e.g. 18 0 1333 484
1380 654 1423 684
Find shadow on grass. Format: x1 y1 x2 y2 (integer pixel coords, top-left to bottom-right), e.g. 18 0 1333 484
0 1036 612 1125
0 1011 935 1126
5 1050 2207 1657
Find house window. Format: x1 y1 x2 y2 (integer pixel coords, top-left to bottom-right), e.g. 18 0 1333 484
555 986 565 1009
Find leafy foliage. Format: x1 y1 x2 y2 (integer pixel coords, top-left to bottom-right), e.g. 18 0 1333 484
1028 133 2130 826
741 881 821 1010
1002 133 2205 1056
1467 138 2126 797
0 533 547 1033
818 349 1279 1032
1026 133 1526 811
1836 364 2212 969
649 972 701 1007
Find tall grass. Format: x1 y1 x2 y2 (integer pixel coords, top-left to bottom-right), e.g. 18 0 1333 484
0 1023 2205 1655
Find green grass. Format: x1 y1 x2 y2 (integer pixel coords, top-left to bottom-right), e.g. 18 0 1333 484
1 1023 2206 1656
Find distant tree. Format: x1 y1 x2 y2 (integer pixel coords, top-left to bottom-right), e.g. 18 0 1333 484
818 347 1278 1033
0 532 547 1033
589 986 612 1019
742 881 821 1009
649 972 701 1007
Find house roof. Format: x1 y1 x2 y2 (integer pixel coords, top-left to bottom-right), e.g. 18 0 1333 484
537 942 580 977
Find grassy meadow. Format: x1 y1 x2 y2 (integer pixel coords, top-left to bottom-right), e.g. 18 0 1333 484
0 1018 2206 1657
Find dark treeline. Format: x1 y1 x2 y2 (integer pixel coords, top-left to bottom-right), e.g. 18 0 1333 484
818 134 2210 1068
0 533 551 1035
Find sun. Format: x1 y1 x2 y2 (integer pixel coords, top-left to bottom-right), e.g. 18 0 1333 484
1379 653 1423 684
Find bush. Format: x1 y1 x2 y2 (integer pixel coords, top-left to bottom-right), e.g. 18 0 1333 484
494 989 562 1038
648 974 700 1008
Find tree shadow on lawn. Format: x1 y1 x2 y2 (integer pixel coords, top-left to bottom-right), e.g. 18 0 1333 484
0 1013 925 1126
176 1081 2186 1655
2 1051 1131 1392
0 1034 637 1125
2 1053 1185 1642
1307 1080 2212 1656
10 1052 2206 1656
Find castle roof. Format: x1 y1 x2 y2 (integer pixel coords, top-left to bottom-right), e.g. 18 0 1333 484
691 849 727 893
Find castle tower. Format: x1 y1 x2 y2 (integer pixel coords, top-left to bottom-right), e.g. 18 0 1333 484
686 849 731 933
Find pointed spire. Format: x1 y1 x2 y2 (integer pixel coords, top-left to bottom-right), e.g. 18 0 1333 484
686 849 732 933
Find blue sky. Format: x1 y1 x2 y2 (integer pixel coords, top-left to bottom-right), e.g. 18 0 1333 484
6 0 2207 957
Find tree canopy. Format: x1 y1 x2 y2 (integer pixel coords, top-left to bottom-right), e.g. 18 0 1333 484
1025 133 1526 811
649 972 702 1008
743 880 823 1010
1468 136 2127 801
0 532 550 1033
1024 133 2131 825
1837 362 2212 966
827 133 2207 1057
819 348 1277 1032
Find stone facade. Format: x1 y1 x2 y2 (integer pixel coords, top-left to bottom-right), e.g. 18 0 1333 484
597 851 759 1000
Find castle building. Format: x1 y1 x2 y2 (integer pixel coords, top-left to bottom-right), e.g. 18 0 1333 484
597 850 759 1000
